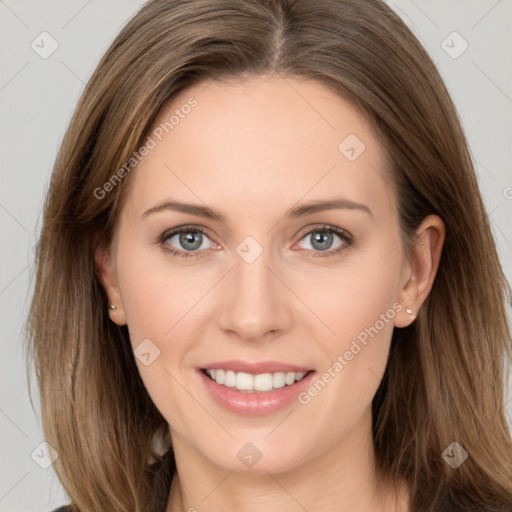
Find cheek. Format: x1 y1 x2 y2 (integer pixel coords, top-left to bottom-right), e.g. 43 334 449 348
330 264 401 350
115 240 204 429
313 284 397 408
303 235 403 352
116 232 207 344
301 236 403 408
115 233 211 420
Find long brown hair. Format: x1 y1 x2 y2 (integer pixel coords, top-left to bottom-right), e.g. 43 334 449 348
24 0 512 510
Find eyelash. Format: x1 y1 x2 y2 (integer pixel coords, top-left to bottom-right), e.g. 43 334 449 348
157 224 354 260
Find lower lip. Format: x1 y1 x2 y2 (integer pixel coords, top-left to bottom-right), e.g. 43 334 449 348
198 369 316 416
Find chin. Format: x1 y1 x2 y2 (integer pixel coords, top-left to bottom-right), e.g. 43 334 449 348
201 440 308 475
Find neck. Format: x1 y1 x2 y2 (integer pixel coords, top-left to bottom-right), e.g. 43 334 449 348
165 407 409 512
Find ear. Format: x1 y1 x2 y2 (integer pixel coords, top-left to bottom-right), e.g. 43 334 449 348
394 214 445 328
94 239 127 326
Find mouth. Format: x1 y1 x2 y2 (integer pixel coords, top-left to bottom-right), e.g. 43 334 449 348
197 361 316 415
201 368 313 393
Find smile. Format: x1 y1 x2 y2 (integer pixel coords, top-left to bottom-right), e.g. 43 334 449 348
203 369 310 393
198 362 316 415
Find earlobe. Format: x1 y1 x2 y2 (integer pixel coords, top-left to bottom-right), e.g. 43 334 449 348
93 242 127 325
394 214 445 328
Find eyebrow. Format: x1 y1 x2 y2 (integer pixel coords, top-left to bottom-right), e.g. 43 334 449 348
142 198 373 221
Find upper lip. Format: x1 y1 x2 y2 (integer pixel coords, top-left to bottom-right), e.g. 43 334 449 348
200 360 313 374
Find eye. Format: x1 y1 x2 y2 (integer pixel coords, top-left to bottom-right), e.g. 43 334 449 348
295 224 353 257
158 226 217 259
157 224 353 260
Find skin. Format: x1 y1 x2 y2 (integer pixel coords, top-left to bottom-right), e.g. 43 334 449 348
95 74 445 512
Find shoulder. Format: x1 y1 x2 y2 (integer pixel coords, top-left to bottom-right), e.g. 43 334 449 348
50 507 72 512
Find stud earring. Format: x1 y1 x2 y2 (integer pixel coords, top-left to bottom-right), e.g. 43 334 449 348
109 303 117 314
405 307 416 319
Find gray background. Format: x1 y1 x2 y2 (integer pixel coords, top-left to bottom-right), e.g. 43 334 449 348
1 1 511 510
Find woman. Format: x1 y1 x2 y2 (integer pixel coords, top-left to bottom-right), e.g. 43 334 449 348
26 0 512 511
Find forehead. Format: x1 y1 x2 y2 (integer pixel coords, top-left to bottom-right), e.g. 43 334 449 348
121 74 393 221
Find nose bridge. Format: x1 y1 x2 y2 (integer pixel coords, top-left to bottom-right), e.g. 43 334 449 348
218 236 291 340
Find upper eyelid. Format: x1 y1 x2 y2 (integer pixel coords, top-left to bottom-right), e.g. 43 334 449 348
295 223 350 239
162 225 216 243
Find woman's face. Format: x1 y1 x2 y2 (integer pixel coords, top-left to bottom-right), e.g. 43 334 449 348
99 74 417 473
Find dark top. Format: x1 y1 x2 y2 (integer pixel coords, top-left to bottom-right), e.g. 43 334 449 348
49 448 175 512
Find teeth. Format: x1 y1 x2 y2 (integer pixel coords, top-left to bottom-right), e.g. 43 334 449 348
224 370 236 387
205 369 309 392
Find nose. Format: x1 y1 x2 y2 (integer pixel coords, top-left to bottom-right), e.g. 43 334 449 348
217 244 293 342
